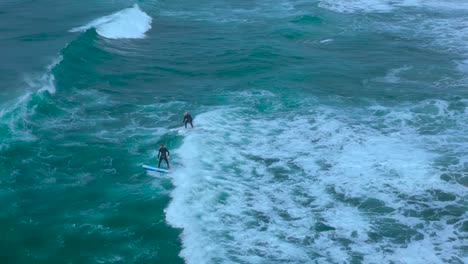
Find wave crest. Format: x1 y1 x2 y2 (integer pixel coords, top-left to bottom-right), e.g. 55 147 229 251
70 4 152 39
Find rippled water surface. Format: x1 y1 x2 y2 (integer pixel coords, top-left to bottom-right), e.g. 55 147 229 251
0 1 467 263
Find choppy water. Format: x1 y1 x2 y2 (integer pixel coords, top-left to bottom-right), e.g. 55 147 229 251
1 1 467 263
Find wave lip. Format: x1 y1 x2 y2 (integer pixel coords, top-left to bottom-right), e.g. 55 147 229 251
70 4 152 39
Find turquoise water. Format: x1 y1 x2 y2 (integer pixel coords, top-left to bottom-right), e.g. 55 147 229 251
1 1 467 263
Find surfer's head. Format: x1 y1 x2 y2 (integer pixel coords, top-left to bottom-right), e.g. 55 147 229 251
184 112 188 115
160 144 164 147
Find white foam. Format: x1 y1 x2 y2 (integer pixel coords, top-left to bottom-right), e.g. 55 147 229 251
165 95 467 263
23 56 61 95
397 0 468 10
319 38 334 43
319 0 468 13
0 58 62 147
70 5 152 39
376 65 413 83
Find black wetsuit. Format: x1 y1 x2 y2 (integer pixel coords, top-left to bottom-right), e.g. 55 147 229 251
158 147 170 168
183 114 193 128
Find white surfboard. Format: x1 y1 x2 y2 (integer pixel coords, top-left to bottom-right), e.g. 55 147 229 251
170 127 201 135
170 127 189 135
143 165 170 173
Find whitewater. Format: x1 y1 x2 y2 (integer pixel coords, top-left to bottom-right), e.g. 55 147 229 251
0 1 466 264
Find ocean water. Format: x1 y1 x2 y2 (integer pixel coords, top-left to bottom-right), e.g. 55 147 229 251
0 0 467 263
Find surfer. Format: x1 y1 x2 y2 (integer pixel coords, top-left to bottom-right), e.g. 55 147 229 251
183 112 193 128
158 144 170 169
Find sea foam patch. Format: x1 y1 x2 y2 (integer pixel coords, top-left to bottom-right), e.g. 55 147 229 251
166 94 467 264
70 4 152 39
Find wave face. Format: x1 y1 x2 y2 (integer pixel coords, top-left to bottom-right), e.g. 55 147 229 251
70 4 152 39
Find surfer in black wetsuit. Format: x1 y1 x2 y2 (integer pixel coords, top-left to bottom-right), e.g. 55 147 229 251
158 144 170 169
183 112 193 128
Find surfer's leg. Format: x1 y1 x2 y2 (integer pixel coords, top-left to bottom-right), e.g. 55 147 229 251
158 158 162 168
190 121 193 128
184 122 188 128
165 158 170 169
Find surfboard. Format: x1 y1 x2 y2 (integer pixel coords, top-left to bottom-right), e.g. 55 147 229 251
170 127 189 135
170 127 202 135
142 165 170 173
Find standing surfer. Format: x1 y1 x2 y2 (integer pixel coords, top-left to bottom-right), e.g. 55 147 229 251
158 144 170 169
183 112 193 128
